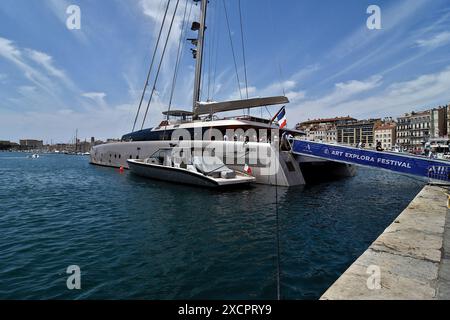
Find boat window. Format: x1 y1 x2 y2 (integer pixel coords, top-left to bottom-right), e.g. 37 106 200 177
119 154 121 159
136 155 139 159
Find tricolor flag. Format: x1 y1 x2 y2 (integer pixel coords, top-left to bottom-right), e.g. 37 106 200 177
275 107 287 129
244 164 253 175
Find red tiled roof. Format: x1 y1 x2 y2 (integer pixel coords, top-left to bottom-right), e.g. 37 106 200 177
375 124 396 130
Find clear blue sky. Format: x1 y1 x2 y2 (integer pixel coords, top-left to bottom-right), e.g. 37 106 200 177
1 0 449 142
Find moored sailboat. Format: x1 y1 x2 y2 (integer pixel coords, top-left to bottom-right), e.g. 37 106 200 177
89 0 354 186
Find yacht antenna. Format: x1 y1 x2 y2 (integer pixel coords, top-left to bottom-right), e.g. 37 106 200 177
192 0 208 114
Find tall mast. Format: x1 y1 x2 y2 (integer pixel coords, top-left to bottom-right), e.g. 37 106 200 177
75 129 78 153
192 0 208 113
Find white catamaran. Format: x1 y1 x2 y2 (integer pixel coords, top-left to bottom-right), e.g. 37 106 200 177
89 0 355 186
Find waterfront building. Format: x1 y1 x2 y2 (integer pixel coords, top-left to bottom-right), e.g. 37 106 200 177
0 140 12 150
396 110 431 152
326 126 337 143
430 106 447 139
303 126 327 142
301 125 338 143
296 116 356 131
19 139 43 149
297 117 355 143
0 141 20 151
336 119 381 147
375 123 397 151
446 104 450 136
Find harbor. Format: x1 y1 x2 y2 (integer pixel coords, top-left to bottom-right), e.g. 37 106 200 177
0 151 427 299
1 0 450 305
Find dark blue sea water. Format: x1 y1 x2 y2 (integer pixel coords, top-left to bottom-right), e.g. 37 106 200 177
0 152 425 299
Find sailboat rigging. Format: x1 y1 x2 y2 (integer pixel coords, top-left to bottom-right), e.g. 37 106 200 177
90 0 355 187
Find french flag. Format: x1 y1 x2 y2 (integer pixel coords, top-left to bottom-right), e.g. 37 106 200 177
276 107 287 129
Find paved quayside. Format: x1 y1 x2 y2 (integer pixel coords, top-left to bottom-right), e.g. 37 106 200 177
321 184 450 300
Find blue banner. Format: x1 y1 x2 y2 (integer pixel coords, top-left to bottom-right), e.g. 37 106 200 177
292 140 450 182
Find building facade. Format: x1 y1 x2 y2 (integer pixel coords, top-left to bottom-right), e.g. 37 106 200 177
302 126 325 142
396 111 431 152
297 117 356 143
0 141 20 150
375 123 397 151
0 140 12 150
326 127 337 143
447 105 450 136
19 139 43 149
296 117 357 130
430 106 448 138
337 119 381 147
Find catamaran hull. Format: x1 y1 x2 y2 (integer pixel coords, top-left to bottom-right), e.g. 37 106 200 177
295 155 357 183
89 141 356 186
90 141 308 186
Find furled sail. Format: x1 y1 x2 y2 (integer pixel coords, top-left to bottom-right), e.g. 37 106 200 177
194 96 289 116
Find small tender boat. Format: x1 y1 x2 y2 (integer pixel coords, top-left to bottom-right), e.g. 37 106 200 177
28 154 39 159
127 148 255 188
